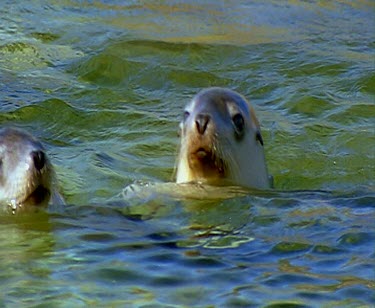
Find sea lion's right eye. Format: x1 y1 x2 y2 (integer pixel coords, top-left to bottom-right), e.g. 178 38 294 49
183 111 190 122
232 113 245 133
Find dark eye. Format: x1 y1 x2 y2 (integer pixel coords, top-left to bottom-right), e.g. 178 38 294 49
232 113 244 133
31 150 46 171
256 131 264 146
183 111 190 122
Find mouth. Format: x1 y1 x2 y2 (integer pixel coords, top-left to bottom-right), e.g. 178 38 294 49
25 185 51 205
9 185 51 213
189 147 226 177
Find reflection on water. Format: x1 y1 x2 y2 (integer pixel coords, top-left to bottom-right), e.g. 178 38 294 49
0 0 374 307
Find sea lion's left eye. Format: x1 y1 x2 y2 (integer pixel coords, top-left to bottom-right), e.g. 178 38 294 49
178 112 190 136
183 111 190 122
232 113 244 133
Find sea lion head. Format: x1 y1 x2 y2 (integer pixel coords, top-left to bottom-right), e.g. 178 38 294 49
0 127 54 211
176 87 270 189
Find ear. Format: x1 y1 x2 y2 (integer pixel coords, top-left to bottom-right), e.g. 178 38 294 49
255 130 264 146
247 104 263 146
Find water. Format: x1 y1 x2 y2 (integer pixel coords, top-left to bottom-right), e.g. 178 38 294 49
0 1 374 307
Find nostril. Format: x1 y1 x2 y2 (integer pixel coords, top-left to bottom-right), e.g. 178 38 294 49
31 150 46 171
195 114 210 135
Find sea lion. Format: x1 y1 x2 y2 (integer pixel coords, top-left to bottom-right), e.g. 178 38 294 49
175 87 271 189
0 127 64 213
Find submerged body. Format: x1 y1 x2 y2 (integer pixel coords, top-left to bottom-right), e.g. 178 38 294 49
176 87 271 189
0 127 64 213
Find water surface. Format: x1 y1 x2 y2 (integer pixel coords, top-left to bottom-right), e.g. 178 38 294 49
0 1 374 307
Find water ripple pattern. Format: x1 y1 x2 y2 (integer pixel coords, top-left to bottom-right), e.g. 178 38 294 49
0 1 374 307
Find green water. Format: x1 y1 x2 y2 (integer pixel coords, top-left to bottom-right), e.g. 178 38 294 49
0 1 374 307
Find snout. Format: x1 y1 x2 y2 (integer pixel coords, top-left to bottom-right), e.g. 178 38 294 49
195 113 210 135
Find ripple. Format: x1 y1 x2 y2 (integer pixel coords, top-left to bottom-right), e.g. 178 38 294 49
91 267 147 284
79 232 118 243
271 242 312 254
311 244 344 255
264 302 310 308
337 232 374 247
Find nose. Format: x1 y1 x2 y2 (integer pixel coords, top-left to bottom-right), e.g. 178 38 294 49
195 113 210 135
31 150 46 171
